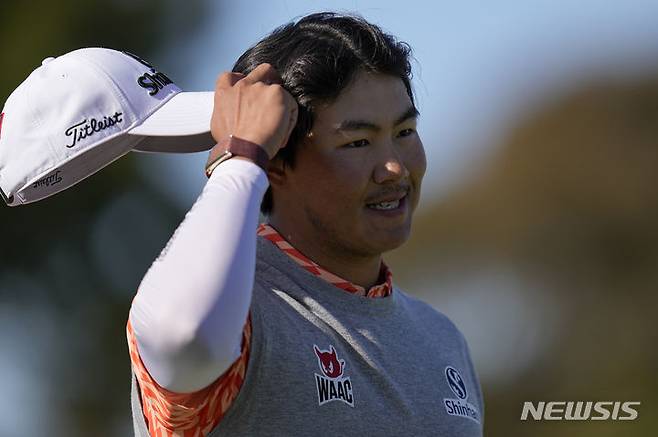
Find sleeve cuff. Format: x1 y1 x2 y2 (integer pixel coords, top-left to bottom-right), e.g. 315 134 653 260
207 157 270 192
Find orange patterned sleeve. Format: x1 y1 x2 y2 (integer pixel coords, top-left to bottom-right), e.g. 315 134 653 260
126 313 252 437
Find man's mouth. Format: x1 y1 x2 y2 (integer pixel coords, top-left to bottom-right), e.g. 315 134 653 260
365 191 409 214
367 198 402 210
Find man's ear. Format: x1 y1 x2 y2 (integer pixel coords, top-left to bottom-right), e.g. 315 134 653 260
266 156 286 187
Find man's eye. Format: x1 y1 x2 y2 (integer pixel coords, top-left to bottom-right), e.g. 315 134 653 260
343 139 369 148
398 128 415 137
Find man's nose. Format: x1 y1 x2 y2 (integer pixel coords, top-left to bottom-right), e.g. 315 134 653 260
374 146 410 184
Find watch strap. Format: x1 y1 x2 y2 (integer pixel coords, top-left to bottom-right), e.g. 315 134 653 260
205 135 270 177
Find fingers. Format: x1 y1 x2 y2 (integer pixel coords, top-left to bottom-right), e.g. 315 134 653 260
215 64 282 91
216 72 245 89
283 104 299 148
242 63 282 85
210 62 297 156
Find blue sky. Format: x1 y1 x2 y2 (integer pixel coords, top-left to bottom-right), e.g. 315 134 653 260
141 0 658 209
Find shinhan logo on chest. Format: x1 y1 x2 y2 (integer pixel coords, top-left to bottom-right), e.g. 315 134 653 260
443 366 480 423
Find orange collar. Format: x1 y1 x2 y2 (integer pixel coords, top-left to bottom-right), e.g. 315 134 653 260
257 223 393 298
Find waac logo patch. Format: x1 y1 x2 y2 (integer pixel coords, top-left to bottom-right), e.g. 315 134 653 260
313 345 354 407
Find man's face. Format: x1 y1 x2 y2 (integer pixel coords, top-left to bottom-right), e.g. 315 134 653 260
274 71 426 258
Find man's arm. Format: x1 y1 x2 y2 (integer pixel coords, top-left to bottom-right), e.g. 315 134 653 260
129 158 267 392
128 63 298 393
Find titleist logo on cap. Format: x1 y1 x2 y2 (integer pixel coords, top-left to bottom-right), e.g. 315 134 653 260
64 111 123 148
32 170 63 189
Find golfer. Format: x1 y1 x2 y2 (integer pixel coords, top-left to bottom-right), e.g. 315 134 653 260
127 12 484 437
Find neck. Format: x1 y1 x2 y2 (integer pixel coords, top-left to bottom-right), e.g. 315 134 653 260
267 215 383 290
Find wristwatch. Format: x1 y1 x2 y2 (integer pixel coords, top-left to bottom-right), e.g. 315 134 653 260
205 135 270 177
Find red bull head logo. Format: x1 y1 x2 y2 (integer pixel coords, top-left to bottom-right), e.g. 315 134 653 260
313 344 354 407
314 345 344 379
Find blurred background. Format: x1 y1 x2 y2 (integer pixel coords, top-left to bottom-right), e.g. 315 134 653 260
1 0 656 436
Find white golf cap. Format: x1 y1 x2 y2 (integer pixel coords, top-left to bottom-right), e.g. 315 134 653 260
0 47 215 206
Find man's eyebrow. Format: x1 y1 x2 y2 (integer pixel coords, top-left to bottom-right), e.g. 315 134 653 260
334 106 419 133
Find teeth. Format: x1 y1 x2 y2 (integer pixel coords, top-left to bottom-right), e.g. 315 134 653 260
368 199 400 210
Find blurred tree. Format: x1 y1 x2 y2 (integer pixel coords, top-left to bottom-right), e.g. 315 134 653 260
0 1 209 436
389 75 658 436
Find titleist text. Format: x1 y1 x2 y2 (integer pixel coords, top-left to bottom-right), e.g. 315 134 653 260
33 170 62 189
64 111 123 148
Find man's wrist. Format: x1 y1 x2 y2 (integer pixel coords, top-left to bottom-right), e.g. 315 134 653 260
205 135 270 178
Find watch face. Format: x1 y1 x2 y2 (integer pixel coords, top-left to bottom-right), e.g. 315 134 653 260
205 151 234 177
218 151 234 164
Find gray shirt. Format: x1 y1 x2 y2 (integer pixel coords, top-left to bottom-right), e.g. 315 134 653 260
132 237 484 436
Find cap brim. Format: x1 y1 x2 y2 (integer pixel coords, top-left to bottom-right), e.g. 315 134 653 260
129 91 215 153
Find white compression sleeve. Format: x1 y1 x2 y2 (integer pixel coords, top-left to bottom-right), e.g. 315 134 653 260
129 159 268 393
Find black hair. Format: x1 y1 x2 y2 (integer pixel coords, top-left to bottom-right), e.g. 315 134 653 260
232 12 415 214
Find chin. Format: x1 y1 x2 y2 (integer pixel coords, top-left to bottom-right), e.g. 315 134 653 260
367 224 411 254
